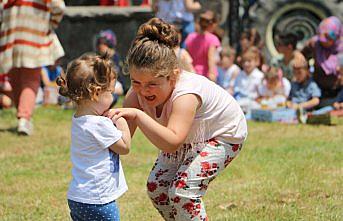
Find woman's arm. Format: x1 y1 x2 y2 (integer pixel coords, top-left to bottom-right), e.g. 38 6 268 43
110 94 200 153
50 0 65 29
207 45 217 82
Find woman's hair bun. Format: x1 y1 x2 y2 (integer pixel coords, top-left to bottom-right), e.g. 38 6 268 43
136 18 179 48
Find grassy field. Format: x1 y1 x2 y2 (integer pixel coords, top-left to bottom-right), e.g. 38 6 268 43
0 106 342 221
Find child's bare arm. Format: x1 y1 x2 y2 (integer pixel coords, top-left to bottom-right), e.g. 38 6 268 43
298 97 320 110
287 98 320 110
108 117 131 155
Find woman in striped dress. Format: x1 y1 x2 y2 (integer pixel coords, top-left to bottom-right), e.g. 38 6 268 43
0 0 65 135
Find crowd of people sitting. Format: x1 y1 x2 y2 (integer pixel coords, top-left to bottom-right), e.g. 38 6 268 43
1 1 342 127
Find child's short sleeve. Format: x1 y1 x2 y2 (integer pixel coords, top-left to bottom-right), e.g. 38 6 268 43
309 81 321 98
89 117 122 149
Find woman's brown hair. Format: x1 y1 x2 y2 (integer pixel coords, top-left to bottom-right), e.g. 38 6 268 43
126 18 179 80
56 53 116 103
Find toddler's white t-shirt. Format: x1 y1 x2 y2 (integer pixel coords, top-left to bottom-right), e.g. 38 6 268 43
67 115 127 204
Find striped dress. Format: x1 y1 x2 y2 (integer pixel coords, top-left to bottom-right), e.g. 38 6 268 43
0 0 65 73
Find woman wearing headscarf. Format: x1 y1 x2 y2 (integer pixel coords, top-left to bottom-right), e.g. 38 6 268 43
302 16 343 107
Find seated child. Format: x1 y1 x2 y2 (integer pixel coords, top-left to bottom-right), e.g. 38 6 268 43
257 67 291 109
56 53 131 220
172 25 195 72
287 61 321 111
95 29 125 106
40 61 64 105
234 46 264 113
218 45 241 95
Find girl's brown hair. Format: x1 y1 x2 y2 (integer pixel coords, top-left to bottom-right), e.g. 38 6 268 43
221 45 236 58
56 53 116 103
242 46 260 61
126 18 179 80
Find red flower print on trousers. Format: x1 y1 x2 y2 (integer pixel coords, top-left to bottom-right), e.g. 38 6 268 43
182 202 195 213
201 162 211 170
147 182 158 192
232 144 240 152
200 151 209 157
157 193 168 202
172 196 181 203
175 179 187 189
180 172 188 178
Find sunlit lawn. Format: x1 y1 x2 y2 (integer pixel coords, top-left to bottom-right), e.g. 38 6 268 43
0 105 342 221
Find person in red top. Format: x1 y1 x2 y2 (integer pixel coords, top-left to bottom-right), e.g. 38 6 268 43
185 10 220 82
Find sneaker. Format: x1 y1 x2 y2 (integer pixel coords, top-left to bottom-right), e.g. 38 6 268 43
17 118 33 136
297 108 308 124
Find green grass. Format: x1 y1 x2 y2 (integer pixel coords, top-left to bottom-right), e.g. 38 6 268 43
0 106 342 220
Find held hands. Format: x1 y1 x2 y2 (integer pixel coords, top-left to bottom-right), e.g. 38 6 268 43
105 108 140 124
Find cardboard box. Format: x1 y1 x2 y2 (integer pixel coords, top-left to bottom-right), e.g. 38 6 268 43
307 109 343 125
251 108 297 123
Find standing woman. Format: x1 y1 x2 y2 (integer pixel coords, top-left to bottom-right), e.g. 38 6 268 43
185 10 221 82
108 18 247 221
0 0 65 135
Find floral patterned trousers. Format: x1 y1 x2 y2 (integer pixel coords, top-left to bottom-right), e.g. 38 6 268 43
146 139 242 221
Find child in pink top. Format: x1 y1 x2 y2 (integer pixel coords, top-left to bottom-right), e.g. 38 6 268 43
185 10 220 81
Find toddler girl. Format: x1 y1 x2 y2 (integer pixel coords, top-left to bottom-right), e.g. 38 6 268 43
56 53 131 221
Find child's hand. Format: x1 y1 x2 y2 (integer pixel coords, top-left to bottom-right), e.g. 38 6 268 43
287 102 299 110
